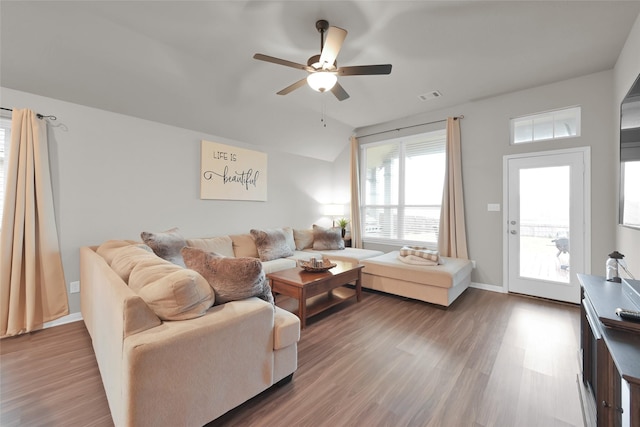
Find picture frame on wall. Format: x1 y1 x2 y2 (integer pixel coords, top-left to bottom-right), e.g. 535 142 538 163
200 140 267 201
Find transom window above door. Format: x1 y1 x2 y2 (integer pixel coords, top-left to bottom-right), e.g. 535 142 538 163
510 106 581 144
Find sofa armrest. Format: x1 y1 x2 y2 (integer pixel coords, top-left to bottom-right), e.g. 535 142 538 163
273 306 300 350
80 246 161 339
121 298 275 427
80 246 162 427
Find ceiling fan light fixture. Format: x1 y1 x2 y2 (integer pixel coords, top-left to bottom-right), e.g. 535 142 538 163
307 71 337 92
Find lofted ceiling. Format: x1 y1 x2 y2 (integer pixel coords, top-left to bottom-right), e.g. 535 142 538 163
1 1 639 161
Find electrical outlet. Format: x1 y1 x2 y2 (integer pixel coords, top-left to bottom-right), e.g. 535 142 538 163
471 260 477 269
70 281 80 294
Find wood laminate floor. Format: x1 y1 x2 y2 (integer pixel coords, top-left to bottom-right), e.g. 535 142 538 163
0 288 584 427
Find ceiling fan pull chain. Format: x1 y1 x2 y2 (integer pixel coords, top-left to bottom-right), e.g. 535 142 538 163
321 101 327 128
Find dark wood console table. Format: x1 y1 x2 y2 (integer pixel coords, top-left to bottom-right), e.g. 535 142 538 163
578 274 640 427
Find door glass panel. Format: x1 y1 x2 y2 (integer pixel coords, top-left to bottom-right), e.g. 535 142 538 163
519 166 570 283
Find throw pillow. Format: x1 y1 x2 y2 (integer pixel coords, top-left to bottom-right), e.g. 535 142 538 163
250 228 294 261
137 269 214 321
110 244 162 283
312 224 345 250
129 261 185 293
293 228 314 250
181 247 274 306
96 239 141 264
141 227 187 267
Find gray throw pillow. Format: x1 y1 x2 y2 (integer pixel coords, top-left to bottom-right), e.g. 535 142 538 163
312 224 345 250
181 247 274 306
250 228 294 261
141 227 187 267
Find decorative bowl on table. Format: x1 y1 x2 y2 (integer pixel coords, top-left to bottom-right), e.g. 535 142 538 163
298 257 337 272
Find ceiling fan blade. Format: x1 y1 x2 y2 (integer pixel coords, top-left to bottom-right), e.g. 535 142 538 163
253 53 312 72
331 82 350 101
277 78 308 96
319 26 347 68
338 64 392 76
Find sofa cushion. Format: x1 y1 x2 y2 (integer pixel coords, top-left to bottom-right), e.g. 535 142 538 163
293 228 314 250
96 239 140 264
312 224 345 250
250 228 294 261
141 227 187 267
230 233 259 258
182 247 274 306
136 269 214 321
361 251 472 288
110 245 161 283
186 236 235 258
301 247 385 264
129 260 184 292
261 257 297 275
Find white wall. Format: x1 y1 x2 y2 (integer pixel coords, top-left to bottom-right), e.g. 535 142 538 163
614 13 640 273
349 70 616 290
1 87 340 314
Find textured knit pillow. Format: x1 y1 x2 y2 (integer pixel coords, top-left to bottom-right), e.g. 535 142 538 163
181 247 274 306
141 227 187 267
250 228 294 261
312 224 345 250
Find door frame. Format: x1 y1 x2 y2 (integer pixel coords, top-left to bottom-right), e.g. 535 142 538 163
502 147 591 299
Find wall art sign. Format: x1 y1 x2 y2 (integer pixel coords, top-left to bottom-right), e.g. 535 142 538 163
200 140 267 201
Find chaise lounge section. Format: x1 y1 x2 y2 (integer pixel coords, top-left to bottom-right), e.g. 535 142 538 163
360 251 472 307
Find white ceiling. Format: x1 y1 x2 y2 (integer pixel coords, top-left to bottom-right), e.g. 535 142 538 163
2 1 639 161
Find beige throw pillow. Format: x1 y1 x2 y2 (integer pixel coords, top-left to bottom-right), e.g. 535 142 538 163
141 227 187 267
250 228 294 261
181 247 274 306
293 228 314 250
110 245 161 283
136 269 214 321
312 224 345 250
96 239 141 264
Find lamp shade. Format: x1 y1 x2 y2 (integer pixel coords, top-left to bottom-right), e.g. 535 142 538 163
307 72 337 92
323 204 344 217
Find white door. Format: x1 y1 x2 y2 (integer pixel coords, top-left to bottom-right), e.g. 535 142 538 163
504 148 589 304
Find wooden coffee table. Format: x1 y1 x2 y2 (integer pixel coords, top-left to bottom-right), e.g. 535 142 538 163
267 260 363 329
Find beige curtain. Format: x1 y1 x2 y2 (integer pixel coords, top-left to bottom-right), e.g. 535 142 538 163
438 117 469 259
349 136 363 248
1 108 68 338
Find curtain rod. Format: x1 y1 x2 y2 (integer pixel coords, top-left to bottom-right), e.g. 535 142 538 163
357 115 464 139
1 107 57 121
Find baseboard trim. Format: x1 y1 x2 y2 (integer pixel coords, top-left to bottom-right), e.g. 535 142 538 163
43 312 83 329
470 282 507 293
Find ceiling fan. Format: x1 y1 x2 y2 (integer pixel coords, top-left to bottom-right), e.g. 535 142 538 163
253 20 392 101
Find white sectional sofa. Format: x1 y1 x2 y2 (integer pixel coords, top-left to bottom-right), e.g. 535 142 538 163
80 225 383 427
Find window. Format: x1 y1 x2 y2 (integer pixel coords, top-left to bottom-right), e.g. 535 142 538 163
511 106 581 144
0 117 11 228
360 128 446 246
